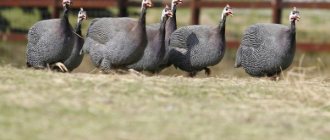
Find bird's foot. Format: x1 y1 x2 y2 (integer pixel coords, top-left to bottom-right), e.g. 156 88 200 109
269 75 280 81
128 69 144 76
234 62 241 68
52 62 69 72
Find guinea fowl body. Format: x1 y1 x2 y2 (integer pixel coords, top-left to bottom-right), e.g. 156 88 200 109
26 5 74 69
83 4 149 71
155 1 181 72
168 5 231 77
127 8 171 73
169 25 226 74
126 24 166 72
235 22 296 77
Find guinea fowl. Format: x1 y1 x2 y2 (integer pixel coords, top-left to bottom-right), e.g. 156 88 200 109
127 6 173 73
82 0 152 72
168 5 233 77
155 0 183 72
234 7 300 78
54 8 87 72
26 0 74 71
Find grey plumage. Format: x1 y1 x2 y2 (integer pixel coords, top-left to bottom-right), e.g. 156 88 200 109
235 8 300 77
155 0 182 72
62 8 87 72
127 7 172 73
26 4 74 69
82 0 151 72
168 5 232 77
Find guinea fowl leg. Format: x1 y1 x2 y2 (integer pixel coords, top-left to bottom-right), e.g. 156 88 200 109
269 76 280 81
52 62 69 72
204 67 211 76
268 73 281 81
128 69 144 76
47 63 51 71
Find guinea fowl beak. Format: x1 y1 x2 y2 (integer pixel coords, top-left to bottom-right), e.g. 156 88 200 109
168 11 173 18
80 15 87 20
163 5 173 18
228 10 233 16
291 15 300 22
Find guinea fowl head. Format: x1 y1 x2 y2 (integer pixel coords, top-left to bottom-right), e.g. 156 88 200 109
62 0 72 7
77 8 87 22
172 0 183 6
161 5 173 20
221 4 233 19
142 0 152 8
289 7 300 22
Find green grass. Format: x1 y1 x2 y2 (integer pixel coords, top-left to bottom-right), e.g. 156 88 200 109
0 66 330 140
1 4 330 140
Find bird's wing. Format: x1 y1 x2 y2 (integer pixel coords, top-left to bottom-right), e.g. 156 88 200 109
87 18 137 45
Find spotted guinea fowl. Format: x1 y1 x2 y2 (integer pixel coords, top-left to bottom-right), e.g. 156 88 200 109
82 0 152 72
234 7 300 78
26 0 74 71
130 0 183 73
56 8 87 72
168 5 233 77
155 0 183 72
127 6 173 73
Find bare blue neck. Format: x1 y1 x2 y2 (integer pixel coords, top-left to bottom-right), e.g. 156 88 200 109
165 4 178 45
61 5 70 27
218 15 227 41
159 16 168 55
289 20 296 52
75 21 82 35
138 6 147 32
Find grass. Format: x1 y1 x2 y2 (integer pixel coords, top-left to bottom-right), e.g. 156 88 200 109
0 65 330 140
1 4 330 139
0 42 330 140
